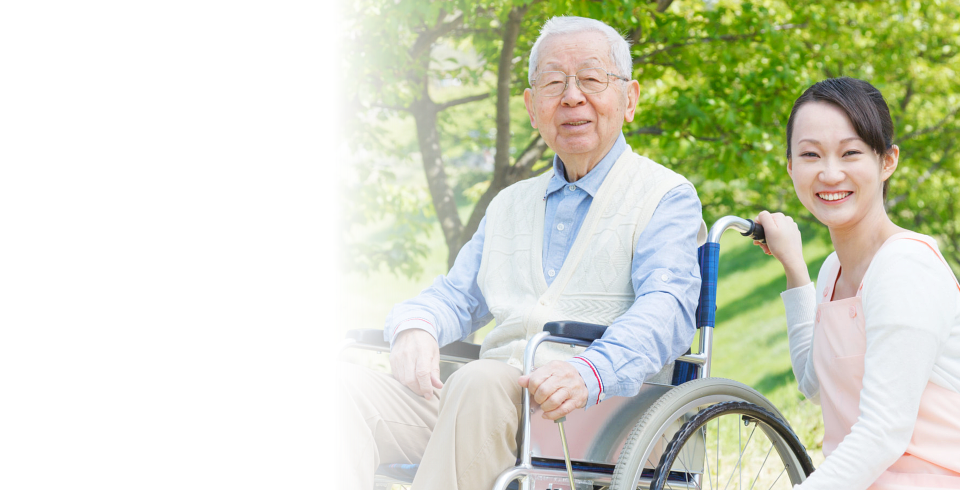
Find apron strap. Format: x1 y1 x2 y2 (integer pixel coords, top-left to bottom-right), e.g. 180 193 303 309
896 237 960 293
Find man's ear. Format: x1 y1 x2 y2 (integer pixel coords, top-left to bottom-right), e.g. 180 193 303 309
523 88 537 128
623 80 640 123
881 144 900 181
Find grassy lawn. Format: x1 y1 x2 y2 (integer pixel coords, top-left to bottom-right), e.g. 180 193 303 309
708 229 831 466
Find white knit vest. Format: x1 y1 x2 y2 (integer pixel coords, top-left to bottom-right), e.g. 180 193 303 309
477 148 701 371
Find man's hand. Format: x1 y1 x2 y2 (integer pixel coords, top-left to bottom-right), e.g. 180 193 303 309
518 361 588 420
390 329 443 400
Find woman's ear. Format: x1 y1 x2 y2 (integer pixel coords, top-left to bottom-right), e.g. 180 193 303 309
881 145 900 181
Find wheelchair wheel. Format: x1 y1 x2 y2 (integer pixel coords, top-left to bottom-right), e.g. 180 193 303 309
608 378 800 490
650 401 813 489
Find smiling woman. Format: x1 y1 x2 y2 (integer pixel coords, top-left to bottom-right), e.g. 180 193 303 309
786 100 899 244
755 78 960 489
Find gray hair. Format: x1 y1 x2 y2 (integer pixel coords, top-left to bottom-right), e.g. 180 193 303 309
528 16 633 85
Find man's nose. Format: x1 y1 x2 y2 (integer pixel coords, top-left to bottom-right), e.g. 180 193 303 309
560 77 587 106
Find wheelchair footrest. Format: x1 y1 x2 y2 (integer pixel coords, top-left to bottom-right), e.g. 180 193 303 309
376 458 616 490
375 463 520 488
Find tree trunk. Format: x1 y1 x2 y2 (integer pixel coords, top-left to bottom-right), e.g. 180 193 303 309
411 96 464 269
463 136 550 248
460 3 549 255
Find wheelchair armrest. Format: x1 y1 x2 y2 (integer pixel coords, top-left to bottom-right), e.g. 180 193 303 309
345 328 392 347
343 329 481 362
543 321 608 343
440 341 482 361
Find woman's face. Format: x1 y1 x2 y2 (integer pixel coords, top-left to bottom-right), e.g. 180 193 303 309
788 101 898 232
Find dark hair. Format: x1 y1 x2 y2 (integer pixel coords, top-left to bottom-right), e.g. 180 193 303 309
785 77 895 198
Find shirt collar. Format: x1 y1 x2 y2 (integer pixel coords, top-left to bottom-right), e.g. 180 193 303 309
546 133 627 198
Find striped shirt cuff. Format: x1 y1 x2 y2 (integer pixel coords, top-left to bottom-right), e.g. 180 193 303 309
387 317 439 346
569 355 605 408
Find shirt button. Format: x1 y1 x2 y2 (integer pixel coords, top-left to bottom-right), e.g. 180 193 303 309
548 269 556 277
599 392 606 401
661 274 669 281
849 306 857 318
540 299 546 305
557 223 565 231
568 185 576 192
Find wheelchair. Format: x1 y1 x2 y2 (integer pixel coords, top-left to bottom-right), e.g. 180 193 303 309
341 216 815 490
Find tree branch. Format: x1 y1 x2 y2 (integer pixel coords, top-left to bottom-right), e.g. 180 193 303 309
633 23 806 66
409 11 465 60
886 139 954 208
900 105 960 141
491 3 531 191
900 79 915 112
333 95 363 132
454 1 536 268
372 102 411 112
686 133 722 142
895 79 915 129
626 0 674 47
507 136 550 182
625 125 664 136
530 157 553 177
436 92 491 111
627 26 643 46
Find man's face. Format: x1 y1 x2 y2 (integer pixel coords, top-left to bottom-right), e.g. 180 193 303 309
524 31 640 170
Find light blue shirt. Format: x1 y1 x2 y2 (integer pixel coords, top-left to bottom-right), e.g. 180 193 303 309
385 133 703 407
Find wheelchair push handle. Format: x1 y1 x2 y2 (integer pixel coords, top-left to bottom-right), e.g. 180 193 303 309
740 219 765 244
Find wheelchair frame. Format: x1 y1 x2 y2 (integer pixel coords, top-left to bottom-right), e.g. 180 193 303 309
341 216 812 490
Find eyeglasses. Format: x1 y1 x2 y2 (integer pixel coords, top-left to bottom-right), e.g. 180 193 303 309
532 67 629 97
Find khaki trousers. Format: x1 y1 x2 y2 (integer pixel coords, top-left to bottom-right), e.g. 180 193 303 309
341 359 523 490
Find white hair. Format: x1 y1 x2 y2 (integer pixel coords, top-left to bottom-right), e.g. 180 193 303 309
528 16 633 85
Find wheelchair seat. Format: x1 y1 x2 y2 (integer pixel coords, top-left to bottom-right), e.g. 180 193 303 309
346 321 698 488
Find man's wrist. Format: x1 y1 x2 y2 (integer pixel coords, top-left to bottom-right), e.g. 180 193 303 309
389 318 439 347
568 356 604 408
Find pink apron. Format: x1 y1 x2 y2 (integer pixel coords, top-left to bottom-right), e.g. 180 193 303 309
813 233 960 489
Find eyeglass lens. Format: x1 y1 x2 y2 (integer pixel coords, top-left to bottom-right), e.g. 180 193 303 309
536 68 609 96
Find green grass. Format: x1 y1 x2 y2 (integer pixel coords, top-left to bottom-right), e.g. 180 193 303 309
708 231 832 466
340 202 491 338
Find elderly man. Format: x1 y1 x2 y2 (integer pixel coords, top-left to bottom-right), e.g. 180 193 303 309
344 16 705 490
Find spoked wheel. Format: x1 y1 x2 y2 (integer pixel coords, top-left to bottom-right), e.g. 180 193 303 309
649 401 814 490
609 378 803 490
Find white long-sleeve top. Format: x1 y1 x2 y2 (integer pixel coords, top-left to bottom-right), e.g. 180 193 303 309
782 235 960 489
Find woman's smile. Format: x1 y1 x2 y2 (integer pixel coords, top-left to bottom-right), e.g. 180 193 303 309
817 191 852 203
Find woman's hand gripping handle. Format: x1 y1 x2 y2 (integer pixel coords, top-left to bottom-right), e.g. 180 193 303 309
754 211 812 290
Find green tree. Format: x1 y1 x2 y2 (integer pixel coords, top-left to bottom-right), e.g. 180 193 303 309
344 0 960 275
